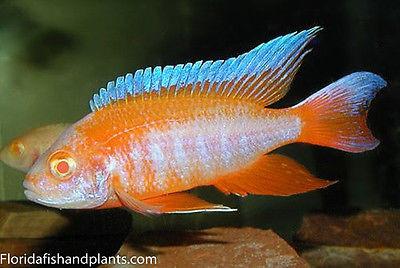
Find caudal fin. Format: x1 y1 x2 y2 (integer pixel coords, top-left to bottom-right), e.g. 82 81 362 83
293 72 387 153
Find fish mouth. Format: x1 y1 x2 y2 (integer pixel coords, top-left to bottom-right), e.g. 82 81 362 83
24 189 65 208
24 189 44 203
23 179 54 205
23 179 104 209
23 179 62 207
23 179 38 197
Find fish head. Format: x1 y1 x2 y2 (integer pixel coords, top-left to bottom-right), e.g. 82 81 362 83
0 136 38 172
23 126 111 209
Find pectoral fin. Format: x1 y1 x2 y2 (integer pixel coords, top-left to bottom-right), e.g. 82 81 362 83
214 154 336 196
114 183 163 215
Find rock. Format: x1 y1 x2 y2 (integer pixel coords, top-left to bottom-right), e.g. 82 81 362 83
0 201 132 267
296 210 400 267
0 237 121 261
103 227 308 268
0 202 308 267
0 201 131 239
296 210 400 248
302 246 400 267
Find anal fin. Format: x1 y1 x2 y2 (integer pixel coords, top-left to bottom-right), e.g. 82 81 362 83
214 154 335 196
143 192 236 214
113 175 235 215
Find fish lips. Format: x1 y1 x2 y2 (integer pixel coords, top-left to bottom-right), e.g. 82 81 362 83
23 178 66 208
23 179 49 204
23 177 107 209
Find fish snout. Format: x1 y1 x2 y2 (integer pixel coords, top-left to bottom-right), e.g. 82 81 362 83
23 178 35 191
23 178 43 202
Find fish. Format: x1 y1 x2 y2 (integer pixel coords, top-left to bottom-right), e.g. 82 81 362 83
1 124 70 172
23 27 387 214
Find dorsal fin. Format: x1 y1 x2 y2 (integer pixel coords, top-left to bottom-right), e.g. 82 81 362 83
89 27 321 111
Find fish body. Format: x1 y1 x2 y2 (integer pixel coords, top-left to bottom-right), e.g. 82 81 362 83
23 27 387 214
79 96 300 199
0 124 69 172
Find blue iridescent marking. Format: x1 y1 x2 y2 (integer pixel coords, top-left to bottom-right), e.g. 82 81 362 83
151 66 162 93
133 69 143 95
125 73 133 95
107 81 116 100
99 88 108 105
143 67 152 93
93 94 101 108
206 60 223 94
197 60 212 92
89 100 95 111
161 65 173 88
89 27 321 111
188 60 203 92
214 57 235 93
115 76 125 99
224 54 247 96
169 64 183 88
178 63 192 90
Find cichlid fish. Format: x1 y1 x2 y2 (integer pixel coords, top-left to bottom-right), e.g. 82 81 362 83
1 124 70 172
23 27 386 214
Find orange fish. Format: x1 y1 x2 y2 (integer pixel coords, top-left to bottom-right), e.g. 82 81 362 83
1 124 69 172
23 27 386 214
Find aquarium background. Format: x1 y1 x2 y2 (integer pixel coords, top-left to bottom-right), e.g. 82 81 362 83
0 0 398 240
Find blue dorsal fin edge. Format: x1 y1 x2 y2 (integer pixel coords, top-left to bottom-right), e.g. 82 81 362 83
89 26 322 112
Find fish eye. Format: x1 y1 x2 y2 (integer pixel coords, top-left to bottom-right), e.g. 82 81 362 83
48 151 76 179
10 140 25 156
